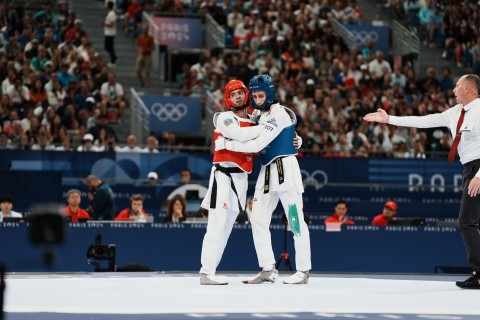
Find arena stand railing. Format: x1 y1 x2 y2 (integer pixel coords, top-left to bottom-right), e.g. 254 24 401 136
128 88 151 144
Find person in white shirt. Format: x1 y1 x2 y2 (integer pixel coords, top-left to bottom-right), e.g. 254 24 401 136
227 7 243 31
142 135 159 153
0 194 23 222
6 77 29 106
368 51 392 84
103 1 117 66
233 16 251 48
77 133 101 152
31 133 56 151
2 69 15 94
100 72 126 120
363 74 480 290
117 134 142 152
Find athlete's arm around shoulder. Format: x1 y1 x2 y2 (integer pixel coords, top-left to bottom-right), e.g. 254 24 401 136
224 104 290 153
216 111 263 142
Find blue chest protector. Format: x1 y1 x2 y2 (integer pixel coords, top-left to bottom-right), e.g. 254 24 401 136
259 107 298 166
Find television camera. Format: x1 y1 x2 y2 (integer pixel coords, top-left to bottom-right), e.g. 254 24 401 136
86 233 116 272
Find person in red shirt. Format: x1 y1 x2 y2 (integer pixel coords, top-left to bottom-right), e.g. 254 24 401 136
62 189 90 222
114 194 150 222
124 0 139 32
325 200 354 225
135 23 154 88
371 201 398 226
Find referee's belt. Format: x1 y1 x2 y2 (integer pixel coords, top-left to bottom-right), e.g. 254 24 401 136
209 164 245 213
264 157 285 194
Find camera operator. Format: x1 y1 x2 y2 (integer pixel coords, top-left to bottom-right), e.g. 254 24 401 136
84 174 115 220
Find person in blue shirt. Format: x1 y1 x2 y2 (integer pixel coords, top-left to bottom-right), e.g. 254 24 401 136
57 63 76 87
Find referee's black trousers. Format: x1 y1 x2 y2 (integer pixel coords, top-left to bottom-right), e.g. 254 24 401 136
459 159 480 272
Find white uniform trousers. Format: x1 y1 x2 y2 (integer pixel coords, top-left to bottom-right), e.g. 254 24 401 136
200 166 248 275
251 181 311 272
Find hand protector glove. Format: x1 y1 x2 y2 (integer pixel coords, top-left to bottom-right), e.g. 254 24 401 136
294 133 303 150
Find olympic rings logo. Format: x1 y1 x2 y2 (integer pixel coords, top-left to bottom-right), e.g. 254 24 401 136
151 103 188 122
348 30 379 47
301 169 328 190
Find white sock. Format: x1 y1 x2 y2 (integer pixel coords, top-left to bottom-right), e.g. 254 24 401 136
262 265 274 272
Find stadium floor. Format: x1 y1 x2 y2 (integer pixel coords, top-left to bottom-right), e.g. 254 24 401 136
3 272 480 320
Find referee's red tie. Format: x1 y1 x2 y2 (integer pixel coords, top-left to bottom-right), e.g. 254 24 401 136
448 108 466 162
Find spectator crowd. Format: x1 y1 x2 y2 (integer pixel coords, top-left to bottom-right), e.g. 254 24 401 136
0 1 131 152
165 0 469 159
1 0 478 160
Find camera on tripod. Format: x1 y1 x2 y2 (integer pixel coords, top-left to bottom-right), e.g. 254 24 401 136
86 233 116 272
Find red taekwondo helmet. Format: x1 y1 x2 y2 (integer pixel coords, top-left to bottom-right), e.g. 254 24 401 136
223 79 249 111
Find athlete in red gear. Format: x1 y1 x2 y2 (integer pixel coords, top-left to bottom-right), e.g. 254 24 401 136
199 80 262 285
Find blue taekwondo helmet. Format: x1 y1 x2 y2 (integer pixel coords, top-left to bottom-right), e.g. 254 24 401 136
249 74 276 110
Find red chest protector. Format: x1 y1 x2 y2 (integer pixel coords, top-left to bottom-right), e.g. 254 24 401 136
212 118 254 173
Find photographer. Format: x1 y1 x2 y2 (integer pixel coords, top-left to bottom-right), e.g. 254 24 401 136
84 174 115 220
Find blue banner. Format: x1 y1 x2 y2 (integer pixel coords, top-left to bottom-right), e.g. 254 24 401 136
344 24 389 56
298 157 463 219
152 16 202 49
140 95 201 133
0 224 467 273
0 151 464 218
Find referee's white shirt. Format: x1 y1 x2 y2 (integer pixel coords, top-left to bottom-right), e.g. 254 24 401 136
388 98 480 170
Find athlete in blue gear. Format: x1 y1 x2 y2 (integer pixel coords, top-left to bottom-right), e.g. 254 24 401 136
216 74 312 284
